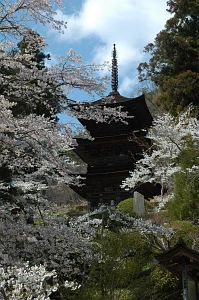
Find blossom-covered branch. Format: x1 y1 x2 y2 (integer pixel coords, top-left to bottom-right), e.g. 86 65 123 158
71 206 174 251
0 263 58 300
122 108 199 198
0 0 66 36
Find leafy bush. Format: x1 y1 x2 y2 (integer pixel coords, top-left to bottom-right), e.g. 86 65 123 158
117 198 136 216
170 220 199 249
150 266 181 300
117 198 154 217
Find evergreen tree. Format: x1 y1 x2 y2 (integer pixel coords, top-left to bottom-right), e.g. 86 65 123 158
138 0 199 112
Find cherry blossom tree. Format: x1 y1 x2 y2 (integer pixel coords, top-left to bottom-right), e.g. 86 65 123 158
0 0 66 36
0 0 129 201
0 1 129 298
72 206 174 251
0 263 58 300
122 108 199 206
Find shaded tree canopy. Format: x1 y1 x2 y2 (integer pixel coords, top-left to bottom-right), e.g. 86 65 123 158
138 0 199 112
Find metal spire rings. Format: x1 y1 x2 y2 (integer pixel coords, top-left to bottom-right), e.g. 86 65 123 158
111 44 118 93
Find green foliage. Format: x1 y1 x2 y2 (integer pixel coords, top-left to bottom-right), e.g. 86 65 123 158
144 199 155 211
64 223 179 300
138 0 199 112
117 198 136 216
117 198 154 217
169 172 199 220
150 265 181 300
169 220 199 249
168 139 199 220
73 230 153 300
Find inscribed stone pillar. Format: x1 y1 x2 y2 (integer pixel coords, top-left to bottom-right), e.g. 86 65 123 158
133 191 145 216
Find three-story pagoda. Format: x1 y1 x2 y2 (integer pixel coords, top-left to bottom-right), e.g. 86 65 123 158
72 45 158 208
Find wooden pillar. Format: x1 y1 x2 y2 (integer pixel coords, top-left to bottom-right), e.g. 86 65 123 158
195 280 198 300
182 260 188 300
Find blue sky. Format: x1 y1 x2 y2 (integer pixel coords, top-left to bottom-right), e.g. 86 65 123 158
37 0 170 100
35 0 170 125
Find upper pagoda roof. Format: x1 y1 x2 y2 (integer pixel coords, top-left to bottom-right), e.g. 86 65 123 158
92 91 141 105
71 44 153 136
75 93 152 137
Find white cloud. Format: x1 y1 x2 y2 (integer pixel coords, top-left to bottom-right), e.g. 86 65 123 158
119 76 138 95
55 0 169 95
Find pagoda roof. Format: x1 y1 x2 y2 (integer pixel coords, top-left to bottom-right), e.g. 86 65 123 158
92 91 139 105
74 92 147 107
70 44 153 135
73 93 153 137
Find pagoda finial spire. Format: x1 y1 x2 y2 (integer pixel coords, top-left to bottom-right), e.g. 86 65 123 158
111 44 118 93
